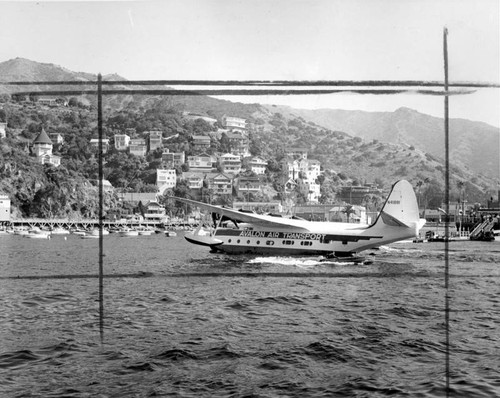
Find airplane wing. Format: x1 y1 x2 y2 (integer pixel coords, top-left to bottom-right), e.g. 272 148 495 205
170 196 311 231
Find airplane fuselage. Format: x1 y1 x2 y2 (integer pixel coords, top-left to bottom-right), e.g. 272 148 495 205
207 222 415 255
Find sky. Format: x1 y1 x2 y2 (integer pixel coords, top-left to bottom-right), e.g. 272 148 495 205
0 0 499 127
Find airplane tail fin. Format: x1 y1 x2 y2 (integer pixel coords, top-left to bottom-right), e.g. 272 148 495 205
372 180 426 235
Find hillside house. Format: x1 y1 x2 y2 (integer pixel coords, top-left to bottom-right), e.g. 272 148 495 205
114 134 130 151
182 172 205 189
249 157 268 175
306 159 321 183
90 138 110 154
226 131 250 156
147 131 163 152
32 129 61 167
219 153 242 175
162 149 185 167
237 176 262 196
37 98 58 107
156 169 177 195
129 138 147 157
192 135 211 151
205 173 233 196
188 153 215 172
222 116 246 133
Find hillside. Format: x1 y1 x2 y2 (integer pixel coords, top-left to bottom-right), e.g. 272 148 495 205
266 105 500 180
0 58 498 219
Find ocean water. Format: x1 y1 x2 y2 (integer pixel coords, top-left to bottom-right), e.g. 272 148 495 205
0 233 499 397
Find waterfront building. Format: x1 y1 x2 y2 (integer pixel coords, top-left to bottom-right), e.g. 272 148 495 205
117 192 158 206
0 194 10 222
143 200 167 222
156 169 177 195
129 138 147 157
114 134 130 151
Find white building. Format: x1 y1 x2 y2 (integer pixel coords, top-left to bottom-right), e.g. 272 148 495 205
222 116 246 132
156 169 177 195
0 194 10 222
0 122 7 139
114 134 130 151
219 153 242 175
129 138 147 157
188 153 216 172
32 129 61 167
249 157 268 175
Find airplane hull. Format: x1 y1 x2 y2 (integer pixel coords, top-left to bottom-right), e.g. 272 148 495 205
209 227 407 256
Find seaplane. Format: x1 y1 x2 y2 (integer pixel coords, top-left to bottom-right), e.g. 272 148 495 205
172 180 425 261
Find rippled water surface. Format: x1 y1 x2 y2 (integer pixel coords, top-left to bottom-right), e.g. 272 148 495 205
1 233 499 397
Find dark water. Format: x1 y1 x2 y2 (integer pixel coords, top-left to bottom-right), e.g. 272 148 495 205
0 233 499 397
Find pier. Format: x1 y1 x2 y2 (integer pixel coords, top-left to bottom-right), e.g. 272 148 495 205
2 218 198 230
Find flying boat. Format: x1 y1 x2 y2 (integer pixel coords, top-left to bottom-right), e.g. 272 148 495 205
172 180 425 259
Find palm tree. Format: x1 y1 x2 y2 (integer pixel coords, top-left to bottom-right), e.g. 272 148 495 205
342 204 355 223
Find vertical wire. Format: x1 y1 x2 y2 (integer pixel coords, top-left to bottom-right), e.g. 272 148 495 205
97 73 104 342
443 27 451 397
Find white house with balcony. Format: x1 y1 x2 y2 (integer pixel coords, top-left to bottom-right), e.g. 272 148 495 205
222 116 246 132
249 157 268 175
219 153 241 175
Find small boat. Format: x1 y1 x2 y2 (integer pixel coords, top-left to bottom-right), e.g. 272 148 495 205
81 234 99 239
51 227 70 235
137 227 155 236
164 230 177 237
24 228 51 239
119 228 139 237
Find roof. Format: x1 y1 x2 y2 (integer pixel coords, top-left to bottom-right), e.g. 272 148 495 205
33 129 52 145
